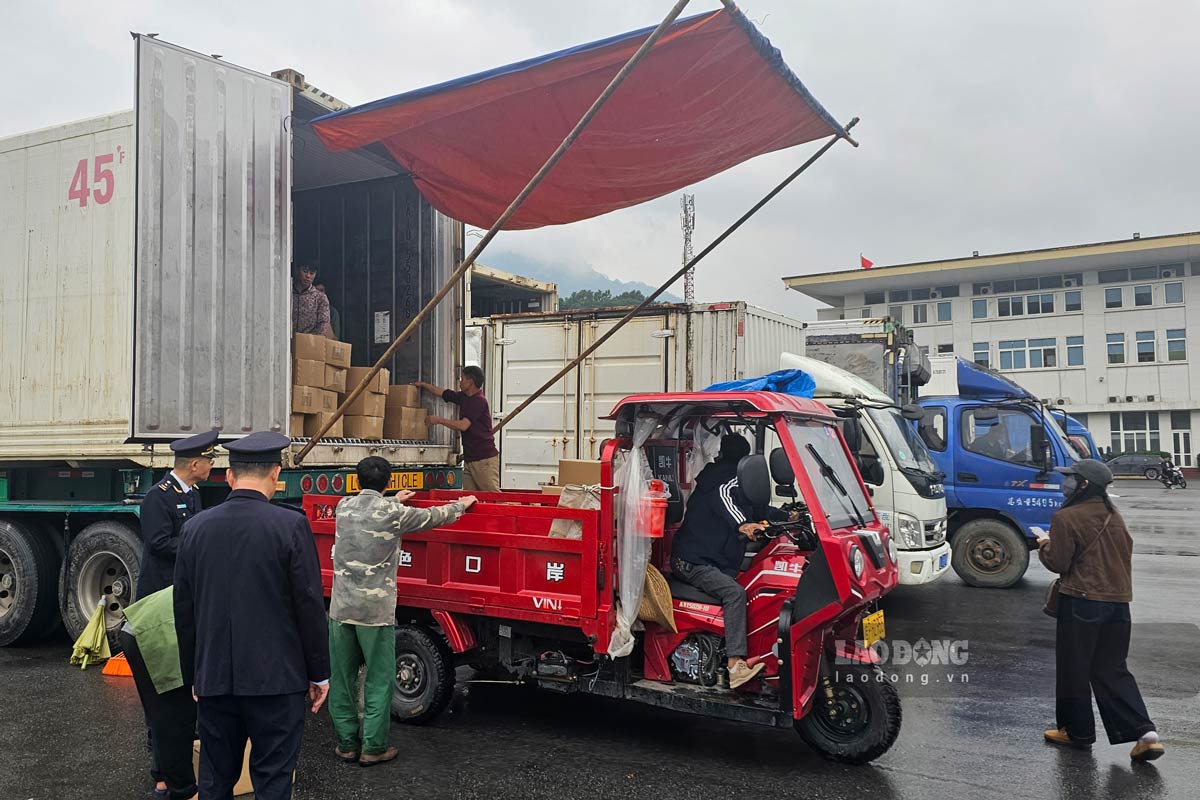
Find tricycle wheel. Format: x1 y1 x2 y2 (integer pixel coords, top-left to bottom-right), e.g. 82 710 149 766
950 518 1029 588
391 624 455 725
796 664 901 764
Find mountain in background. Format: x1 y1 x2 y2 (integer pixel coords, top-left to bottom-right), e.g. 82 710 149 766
483 251 682 303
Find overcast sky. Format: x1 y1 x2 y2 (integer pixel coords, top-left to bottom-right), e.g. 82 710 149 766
6 1 1198 319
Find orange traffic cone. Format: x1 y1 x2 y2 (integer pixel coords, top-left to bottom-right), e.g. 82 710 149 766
102 652 134 677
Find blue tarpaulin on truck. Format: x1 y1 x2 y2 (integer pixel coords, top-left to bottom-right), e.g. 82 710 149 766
703 369 816 398
310 6 842 230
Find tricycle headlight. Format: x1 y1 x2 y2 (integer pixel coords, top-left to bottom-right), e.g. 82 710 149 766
887 535 899 565
895 513 923 549
850 546 865 579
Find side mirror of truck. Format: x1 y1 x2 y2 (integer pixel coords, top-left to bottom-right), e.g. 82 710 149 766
737 454 772 508
974 406 1000 422
842 416 863 453
1030 424 1051 472
900 404 925 421
769 447 797 498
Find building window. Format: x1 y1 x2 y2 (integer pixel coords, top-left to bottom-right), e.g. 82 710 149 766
937 344 954 354
1167 328 1186 361
972 299 988 319
1109 411 1160 454
1105 288 1123 309
1165 282 1184 304
889 290 910 302
973 342 989 367
1171 410 1192 468
1066 336 1084 366
937 301 952 322
1028 337 1057 368
1136 331 1155 363
888 305 904 323
1106 333 1125 364
912 303 928 324
998 296 1024 317
999 340 1027 370
1065 290 1082 312
1129 266 1158 281
1099 268 1129 284
1026 293 1055 315
1134 285 1153 307
860 308 872 318
865 291 886 305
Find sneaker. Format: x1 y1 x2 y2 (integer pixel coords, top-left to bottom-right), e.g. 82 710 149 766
334 746 360 763
1043 728 1090 749
1130 740 1165 762
359 746 399 767
728 659 765 690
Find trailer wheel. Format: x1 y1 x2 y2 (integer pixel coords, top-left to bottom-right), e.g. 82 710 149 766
950 519 1029 588
62 521 142 651
0 519 62 646
391 625 455 724
796 664 902 764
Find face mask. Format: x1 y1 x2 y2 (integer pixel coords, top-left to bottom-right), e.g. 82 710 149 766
1061 475 1079 497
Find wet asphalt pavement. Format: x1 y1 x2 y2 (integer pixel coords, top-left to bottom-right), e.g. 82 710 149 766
2 481 1196 800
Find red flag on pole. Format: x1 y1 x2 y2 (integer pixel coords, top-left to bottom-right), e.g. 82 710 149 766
860 254 874 270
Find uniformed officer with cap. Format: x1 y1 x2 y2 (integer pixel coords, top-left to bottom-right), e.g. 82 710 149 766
174 432 330 800
137 430 219 600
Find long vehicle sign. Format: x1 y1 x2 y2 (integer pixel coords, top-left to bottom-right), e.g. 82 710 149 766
346 471 425 494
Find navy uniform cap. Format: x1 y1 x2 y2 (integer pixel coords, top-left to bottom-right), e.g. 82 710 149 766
171 430 220 459
225 431 292 464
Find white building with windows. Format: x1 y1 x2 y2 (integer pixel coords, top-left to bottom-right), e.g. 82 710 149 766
783 232 1200 466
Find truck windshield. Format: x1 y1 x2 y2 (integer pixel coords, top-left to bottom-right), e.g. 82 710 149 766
786 420 871 530
866 407 939 475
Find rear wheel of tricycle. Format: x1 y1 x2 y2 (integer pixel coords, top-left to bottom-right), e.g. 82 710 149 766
796 664 902 764
391 624 455 724
950 518 1029 588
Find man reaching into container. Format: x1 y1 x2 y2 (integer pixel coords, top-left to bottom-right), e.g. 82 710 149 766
415 366 501 493
328 457 476 766
292 261 332 336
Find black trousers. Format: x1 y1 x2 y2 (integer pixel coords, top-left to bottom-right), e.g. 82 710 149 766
119 632 198 800
1055 594 1156 745
672 558 749 658
197 692 307 800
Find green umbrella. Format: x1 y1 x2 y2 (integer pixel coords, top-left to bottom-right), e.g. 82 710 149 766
70 601 112 669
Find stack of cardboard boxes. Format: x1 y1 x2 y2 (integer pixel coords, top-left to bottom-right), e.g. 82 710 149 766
342 367 389 439
291 333 352 438
384 385 428 441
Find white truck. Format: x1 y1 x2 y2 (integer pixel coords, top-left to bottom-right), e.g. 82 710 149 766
780 353 951 585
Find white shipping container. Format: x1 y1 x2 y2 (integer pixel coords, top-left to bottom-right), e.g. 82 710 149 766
474 302 807 488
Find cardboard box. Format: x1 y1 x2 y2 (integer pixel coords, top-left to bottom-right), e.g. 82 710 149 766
293 332 326 362
289 413 306 438
344 391 386 418
323 365 347 394
192 740 266 797
558 459 602 486
387 384 423 408
384 406 428 440
292 385 337 414
303 411 344 438
325 338 352 368
292 358 325 388
346 367 390 395
541 485 565 497
344 415 384 440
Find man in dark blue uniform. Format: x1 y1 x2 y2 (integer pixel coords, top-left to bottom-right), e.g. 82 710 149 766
137 430 218 600
174 432 330 800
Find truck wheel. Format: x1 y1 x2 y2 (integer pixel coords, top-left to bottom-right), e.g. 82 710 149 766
796 664 902 764
62 521 142 651
391 625 455 724
0 519 62 646
950 519 1029 588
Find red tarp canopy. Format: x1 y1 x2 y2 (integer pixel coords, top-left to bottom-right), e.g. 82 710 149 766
311 6 843 230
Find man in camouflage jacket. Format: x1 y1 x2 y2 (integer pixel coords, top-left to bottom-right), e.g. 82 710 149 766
328 456 476 766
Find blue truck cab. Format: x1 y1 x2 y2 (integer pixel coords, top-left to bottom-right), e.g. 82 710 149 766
915 359 1077 588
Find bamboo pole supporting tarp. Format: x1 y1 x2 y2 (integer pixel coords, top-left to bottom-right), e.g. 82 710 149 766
295 0 695 464
493 117 860 435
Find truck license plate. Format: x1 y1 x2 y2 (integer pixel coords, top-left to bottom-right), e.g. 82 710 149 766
861 609 886 648
346 471 424 494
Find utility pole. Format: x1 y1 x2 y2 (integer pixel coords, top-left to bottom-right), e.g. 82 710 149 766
680 193 695 390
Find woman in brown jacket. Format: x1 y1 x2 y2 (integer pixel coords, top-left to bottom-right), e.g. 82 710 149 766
1037 459 1164 761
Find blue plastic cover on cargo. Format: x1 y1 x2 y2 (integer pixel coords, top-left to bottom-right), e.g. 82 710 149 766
703 369 816 398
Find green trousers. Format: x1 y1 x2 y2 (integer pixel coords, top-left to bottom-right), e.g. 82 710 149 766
328 620 396 756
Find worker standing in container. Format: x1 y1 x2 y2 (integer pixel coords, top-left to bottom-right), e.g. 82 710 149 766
415 366 501 492
292 261 331 336
174 432 330 800
327 456 475 766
